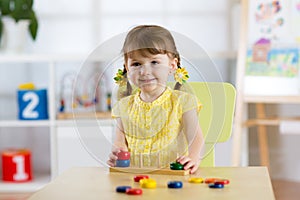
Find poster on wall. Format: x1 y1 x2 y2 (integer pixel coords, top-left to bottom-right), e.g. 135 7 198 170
244 0 300 95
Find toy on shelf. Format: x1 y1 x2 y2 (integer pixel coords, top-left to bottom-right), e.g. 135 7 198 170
1 148 33 182
57 71 112 119
17 82 48 120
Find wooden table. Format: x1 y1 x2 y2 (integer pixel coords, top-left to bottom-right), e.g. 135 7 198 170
28 167 275 200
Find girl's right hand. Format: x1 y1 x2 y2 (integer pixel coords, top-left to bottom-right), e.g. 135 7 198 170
107 147 127 167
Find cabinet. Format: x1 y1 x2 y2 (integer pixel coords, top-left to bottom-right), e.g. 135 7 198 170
0 54 115 192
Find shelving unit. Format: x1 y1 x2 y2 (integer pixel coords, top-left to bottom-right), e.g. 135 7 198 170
0 54 114 192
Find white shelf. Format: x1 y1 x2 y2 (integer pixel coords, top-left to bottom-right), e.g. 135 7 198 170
56 119 114 127
0 119 114 127
0 174 50 192
0 120 51 127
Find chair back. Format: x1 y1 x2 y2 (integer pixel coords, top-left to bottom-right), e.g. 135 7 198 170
188 82 236 167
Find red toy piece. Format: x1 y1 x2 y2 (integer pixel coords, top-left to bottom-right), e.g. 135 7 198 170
214 179 230 185
117 151 130 160
126 188 143 195
1 149 32 182
134 175 149 182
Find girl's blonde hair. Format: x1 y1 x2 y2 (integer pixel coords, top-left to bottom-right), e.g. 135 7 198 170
119 25 183 98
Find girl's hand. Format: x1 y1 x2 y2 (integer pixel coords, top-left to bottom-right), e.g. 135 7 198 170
176 156 200 174
107 147 127 167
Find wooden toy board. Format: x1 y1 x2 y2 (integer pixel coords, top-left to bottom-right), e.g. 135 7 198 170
109 167 190 176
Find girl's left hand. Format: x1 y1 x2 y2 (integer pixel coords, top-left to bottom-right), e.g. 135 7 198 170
176 156 200 174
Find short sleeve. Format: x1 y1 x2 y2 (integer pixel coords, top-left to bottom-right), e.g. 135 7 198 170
181 93 202 113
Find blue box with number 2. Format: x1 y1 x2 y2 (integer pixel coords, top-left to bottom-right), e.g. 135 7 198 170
17 89 49 120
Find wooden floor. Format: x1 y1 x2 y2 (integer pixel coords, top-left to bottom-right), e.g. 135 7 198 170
0 179 299 200
272 179 300 200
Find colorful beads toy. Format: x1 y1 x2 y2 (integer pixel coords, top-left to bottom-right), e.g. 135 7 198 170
134 175 149 182
116 186 131 193
167 181 183 189
116 160 130 167
188 177 204 183
139 179 157 189
126 188 143 195
208 183 224 189
170 162 184 170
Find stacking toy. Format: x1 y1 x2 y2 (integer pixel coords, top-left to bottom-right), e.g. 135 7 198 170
170 162 184 170
116 151 130 167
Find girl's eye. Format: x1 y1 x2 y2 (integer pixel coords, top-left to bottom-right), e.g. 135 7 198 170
151 61 158 65
131 62 141 67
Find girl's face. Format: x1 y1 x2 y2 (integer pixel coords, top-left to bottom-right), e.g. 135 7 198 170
126 52 177 95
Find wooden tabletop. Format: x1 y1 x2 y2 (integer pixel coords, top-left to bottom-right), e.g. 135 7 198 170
28 166 275 200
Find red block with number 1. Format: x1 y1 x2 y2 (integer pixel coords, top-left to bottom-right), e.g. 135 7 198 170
1 149 33 182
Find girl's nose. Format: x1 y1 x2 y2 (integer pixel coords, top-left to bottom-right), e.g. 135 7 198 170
140 64 151 75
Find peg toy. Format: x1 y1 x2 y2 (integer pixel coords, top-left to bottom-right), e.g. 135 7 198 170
188 177 204 183
170 162 184 170
134 175 149 182
116 186 131 193
167 181 183 189
116 151 130 167
139 178 157 189
208 183 225 189
110 152 190 175
125 188 143 195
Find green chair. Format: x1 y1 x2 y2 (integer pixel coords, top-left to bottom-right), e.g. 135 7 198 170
188 82 236 167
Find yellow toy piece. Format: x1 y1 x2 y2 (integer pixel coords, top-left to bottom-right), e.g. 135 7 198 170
188 177 204 183
139 178 157 189
18 82 35 90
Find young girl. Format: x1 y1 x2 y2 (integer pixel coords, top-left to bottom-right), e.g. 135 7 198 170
107 25 203 174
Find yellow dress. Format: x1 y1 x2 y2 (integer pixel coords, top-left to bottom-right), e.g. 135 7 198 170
112 87 202 168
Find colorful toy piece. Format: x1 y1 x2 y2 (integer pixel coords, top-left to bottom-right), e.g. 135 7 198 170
116 186 131 193
188 177 204 183
1 149 32 182
208 183 224 189
214 179 230 185
126 188 143 195
117 151 130 160
204 178 220 184
170 162 184 170
116 160 130 167
139 179 157 189
116 151 130 167
167 181 183 189
134 175 149 182
205 178 230 184
18 89 49 120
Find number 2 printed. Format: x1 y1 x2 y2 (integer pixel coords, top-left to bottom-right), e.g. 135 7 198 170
22 92 39 118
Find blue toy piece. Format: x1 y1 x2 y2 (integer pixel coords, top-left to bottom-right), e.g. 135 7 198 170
116 159 130 167
17 89 49 120
116 186 132 193
208 183 224 189
167 181 183 189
